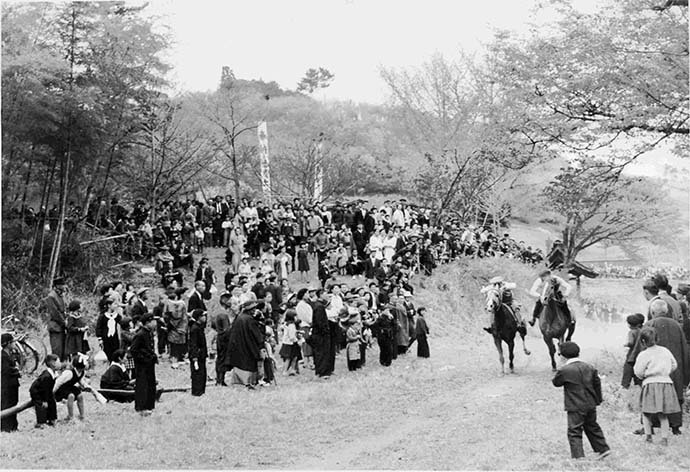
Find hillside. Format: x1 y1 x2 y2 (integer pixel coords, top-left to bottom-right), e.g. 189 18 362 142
1 255 687 470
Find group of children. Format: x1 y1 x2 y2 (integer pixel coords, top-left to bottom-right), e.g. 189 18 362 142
552 319 683 460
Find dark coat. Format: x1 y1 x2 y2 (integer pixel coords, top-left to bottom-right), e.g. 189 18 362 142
44 290 66 334
188 320 208 361
552 360 603 412
310 301 332 376
100 363 131 390
225 313 263 372
187 291 207 313
130 326 157 411
194 267 215 300
130 300 148 319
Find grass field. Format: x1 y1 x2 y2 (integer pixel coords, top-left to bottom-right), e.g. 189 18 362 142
1 254 688 470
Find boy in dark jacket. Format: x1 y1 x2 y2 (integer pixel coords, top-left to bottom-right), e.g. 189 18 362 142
29 354 61 428
552 342 611 460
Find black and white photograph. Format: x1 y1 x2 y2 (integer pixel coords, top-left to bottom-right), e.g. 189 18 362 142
0 0 689 469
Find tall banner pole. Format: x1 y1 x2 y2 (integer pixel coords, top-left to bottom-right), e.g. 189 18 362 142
257 121 271 204
313 139 323 202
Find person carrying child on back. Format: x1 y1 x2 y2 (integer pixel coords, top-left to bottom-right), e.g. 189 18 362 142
53 353 87 422
552 341 611 460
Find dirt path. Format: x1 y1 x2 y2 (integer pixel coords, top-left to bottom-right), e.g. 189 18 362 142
295 321 641 470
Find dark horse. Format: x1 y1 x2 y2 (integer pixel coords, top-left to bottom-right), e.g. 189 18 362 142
484 288 530 374
539 278 571 371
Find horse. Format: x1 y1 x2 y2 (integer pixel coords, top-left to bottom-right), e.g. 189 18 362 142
484 288 530 374
539 278 571 371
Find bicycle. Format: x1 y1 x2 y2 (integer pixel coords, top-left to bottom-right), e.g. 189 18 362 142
2 315 47 375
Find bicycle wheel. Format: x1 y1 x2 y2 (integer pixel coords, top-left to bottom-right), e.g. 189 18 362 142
18 341 40 374
22 334 47 365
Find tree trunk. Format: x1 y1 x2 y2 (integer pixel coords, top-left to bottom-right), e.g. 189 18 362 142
48 148 71 287
231 138 240 202
19 146 34 219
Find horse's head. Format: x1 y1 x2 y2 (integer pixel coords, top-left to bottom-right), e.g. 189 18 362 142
484 287 501 314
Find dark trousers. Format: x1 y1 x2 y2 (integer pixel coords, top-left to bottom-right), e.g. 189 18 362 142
34 399 57 425
327 321 338 375
379 337 393 366
49 332 66 361
347 359 361 371
359 343 367 366
531 300 543 321
1 386 19 432
157 328 168 355
190 358 207 396
216 339 228 385
313 341 332 377
567 409 609 458
134 362 156 411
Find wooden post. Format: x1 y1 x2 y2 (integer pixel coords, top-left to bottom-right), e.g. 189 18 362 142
0 400 32 419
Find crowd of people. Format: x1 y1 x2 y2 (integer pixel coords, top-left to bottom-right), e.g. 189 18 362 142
593 264 690 280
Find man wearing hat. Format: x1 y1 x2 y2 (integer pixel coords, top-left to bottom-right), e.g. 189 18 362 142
310 290 333 378
195 258 216 301
43 276 68 361
213 293 233 386
1 333 21 432
129 313 158 415
481 276 523 333
130 288 150 320
528 269 575 339
552 341 610 459
225 300 264 387
188 309 208 396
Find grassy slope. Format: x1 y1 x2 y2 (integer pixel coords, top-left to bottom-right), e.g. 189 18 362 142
1 256 688 470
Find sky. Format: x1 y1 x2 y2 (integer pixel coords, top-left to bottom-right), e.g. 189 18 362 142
145 0 548 104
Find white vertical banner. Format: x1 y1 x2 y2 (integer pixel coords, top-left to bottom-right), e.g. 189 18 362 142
257 121 271 204
313 140 323 202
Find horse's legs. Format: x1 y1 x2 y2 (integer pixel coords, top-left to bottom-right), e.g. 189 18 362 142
507 338 515 373
544 336 557 371
494 336 505 374
566 322 576 342
518 326 531 356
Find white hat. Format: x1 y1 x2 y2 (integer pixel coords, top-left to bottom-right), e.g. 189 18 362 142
489 276 504 285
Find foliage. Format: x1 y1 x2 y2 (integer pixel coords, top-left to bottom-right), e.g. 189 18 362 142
542 159 678 263
382 54 544 223
485 0 689 156
296 67 334 94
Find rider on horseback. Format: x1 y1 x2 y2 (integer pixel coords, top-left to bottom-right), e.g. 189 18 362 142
482 276 525 333
528 269 576 335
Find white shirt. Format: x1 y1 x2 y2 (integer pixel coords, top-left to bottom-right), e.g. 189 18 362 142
296 300 313 327
529 276 571 301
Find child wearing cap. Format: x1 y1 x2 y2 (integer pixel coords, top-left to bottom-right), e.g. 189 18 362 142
633 327 681 446
552 341 610 459
64 300 89 360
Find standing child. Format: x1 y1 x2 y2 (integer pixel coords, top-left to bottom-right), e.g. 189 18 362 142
53 354 87 422
415 307 430 358
297 242 310 282
279 310 301 375
633 327 681 446
64 300 88 360
552 341 610 460
29 354 61 428
345 312 362 371
622 313 645 410
194 224 205 254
